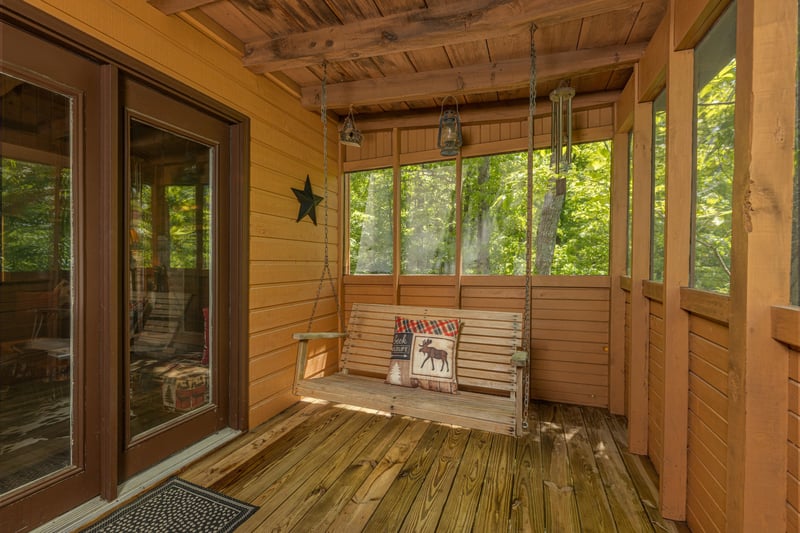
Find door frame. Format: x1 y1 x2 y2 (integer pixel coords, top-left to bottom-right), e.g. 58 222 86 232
0 0 250 518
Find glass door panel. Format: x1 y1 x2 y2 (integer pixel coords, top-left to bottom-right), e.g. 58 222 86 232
0 72 74 495
127 119 212 439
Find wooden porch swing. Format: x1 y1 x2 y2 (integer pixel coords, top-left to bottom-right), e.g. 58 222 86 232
292 28 540 437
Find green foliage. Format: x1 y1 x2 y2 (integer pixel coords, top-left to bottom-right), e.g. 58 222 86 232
694 58 735 293
550 142 611 275
165 185 209 269
400 162 457 274
348 167 393 274
1 158 71 273
348 141 612 277
462 153 528 275
651 91 667 282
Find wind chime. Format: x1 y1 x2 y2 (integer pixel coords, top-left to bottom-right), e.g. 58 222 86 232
549 82 575 174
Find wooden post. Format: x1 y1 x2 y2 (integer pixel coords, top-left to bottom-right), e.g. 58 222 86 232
659 7 693 515
609 129 630 415
392 127 401 304
727 0 795 530
628 65 652 454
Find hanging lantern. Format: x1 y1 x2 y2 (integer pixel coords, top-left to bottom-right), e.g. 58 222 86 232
549 84 575 174
437 95 462 157
339 105 363 147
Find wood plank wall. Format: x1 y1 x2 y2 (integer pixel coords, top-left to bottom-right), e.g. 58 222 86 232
530 277 610 407
24 0 340 428
622 278 632 419
647 292 665 477
344 107 615 168
789 349 800 532
686 312 729 533
341 275 610 408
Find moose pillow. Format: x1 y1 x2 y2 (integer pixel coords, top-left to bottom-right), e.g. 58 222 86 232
386 316 460 394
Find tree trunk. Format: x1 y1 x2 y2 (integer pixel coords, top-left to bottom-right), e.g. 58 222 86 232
535 178 566 275
476 157 491 273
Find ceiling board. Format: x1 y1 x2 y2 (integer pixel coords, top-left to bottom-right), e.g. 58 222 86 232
150 0 667 123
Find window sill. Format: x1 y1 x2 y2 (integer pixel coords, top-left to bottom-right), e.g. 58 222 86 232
771 305 800 350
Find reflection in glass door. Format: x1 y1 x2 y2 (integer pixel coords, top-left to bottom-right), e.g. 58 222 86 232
0 73 74 494
127 119 212 439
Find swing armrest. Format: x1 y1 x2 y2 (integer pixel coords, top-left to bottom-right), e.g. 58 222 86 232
511 350 528 368
292 332 347 395
293 332 348 341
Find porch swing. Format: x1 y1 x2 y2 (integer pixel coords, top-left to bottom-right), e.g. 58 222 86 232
291 28 539 437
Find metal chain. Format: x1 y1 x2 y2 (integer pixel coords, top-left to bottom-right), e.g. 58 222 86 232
522 24 537 431
308 61 341 333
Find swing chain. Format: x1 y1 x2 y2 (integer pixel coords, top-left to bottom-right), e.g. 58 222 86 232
308 61 341 333
522 23 537 431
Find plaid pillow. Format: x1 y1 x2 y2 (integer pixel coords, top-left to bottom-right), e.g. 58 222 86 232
386 316 460 394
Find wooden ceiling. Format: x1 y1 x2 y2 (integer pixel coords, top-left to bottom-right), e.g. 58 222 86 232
148 0 666 127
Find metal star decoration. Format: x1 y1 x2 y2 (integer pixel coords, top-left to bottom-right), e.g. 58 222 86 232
291 174 324 225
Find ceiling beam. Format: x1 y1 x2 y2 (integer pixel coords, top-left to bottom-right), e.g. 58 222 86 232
242 0 647 73
353 91 621 132
301 43 645 110
148 0 218 16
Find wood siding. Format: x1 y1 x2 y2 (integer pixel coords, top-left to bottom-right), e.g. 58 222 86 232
686 313 729 533
344 104 615 171
648 298 665 477
23 0 340 428
343 276 610 409
623 279 632 419
790 348 800 532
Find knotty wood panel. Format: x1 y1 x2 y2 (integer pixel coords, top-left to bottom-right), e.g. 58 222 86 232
686 310 730 533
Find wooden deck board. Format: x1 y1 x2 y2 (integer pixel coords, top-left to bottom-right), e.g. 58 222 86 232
173 400 688 532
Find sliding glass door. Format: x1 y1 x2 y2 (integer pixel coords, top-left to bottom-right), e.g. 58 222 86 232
121 78 230 478
0 21 102 527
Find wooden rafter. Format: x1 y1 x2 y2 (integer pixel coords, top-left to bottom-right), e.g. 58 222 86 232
352 91 621 131
301 44 645 110
242 0 647 73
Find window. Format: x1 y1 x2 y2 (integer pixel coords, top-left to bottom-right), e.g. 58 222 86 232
794 5 800 305
400 161 456 274
348 168 393 274
692 3 736 293
462 153 527 275
347 143 611 277
627 132 634 276
651 90 667 281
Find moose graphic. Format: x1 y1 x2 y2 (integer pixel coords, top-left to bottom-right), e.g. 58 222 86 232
418 338 449 372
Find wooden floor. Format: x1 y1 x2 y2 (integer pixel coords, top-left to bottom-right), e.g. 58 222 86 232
179 400 688 532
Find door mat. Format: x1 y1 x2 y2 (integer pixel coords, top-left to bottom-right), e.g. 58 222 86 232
81 477 257 533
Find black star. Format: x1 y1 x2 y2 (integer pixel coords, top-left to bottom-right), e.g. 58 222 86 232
291 175 324 225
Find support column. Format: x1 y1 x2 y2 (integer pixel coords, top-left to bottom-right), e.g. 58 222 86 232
727 0 795 531
660 10 693 515
629 65 653 454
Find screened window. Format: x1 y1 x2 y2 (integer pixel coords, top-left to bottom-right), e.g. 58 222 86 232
651 90 667 281
400 161 456 274
794 4 800 305
541 141 611 276
692 3 736 293
627 132 634 276
462 153 527 275
348 168 393 274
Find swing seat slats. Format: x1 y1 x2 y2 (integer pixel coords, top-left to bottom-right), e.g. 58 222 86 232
293 303 528 436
